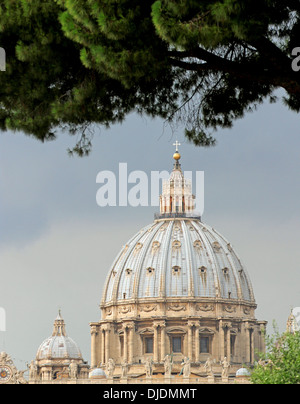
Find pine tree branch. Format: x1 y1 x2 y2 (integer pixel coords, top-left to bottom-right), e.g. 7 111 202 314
168 45 300 95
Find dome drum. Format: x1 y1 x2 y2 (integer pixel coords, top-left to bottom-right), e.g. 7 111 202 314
90 314 265 379
100 298 257 323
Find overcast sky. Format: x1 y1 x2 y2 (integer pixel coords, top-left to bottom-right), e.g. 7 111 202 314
0 89 299 370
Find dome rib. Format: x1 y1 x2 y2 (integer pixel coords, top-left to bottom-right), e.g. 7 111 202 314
159 221 173 298
182 220 195 297
195 222 223 298
133 221 165 299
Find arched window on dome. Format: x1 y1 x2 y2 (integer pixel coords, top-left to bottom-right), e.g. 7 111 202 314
193 240 202 249
151 241 160 254
172 240 181 251
133 243 143 255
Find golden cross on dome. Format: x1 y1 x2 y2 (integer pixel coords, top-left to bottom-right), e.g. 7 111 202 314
173 140 181 152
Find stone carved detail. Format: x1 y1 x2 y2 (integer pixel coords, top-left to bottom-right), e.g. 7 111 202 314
221 357 230 379
223 305 236 313
163 354 173 377
139 305 157 312
0 352 27 384
107 358 115 378
69 360 78 379
118 305 132 314
180 357 191 378
196 304 214 312
144 357 153 378
167 304 186 312
204 357 215 378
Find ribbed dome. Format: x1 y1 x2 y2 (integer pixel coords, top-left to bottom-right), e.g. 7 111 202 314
101 218 255 304
36 336 82 360
36 312 82 360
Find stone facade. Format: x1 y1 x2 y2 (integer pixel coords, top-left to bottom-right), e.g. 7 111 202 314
0 352 27 384
90 299 266 380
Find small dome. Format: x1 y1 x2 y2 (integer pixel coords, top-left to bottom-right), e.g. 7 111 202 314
89 368 107 379
36 311 82 360
36 335 82 360
236 368 251 377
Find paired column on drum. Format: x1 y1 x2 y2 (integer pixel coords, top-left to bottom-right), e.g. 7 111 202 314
152 320 200 363
218 320 232 361
244 321 254 364
187 320 199 362
218 320 256 365
90 323 111 368
153 320 166 362
97 322 135 366
90 325 98 368
100 324 111 365
122 322 135 364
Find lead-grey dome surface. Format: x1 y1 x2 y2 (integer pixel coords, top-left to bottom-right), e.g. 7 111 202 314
89 368 107 378
36 335 82 360
36 312 83 360
101 218 255 304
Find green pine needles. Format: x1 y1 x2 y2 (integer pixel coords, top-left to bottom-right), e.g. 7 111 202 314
0 0 299 155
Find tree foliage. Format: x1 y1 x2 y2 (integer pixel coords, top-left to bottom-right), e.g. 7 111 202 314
0 0 299 154
251 326 300 384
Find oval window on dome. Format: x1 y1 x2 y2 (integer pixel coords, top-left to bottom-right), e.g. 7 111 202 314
194 240 202 249
152 241 160 254
172 240 181 250
134 243 143 255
